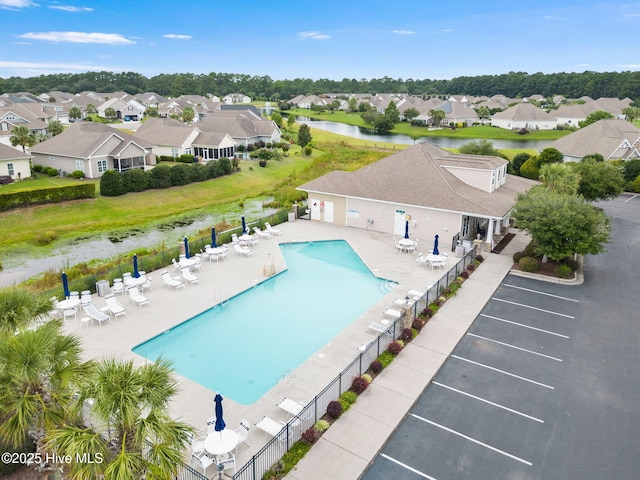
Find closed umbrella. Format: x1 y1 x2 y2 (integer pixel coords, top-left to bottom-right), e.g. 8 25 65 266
183 237 190 259
61 272 70 298
211 227 218 248
433 234 440 256
133 254 140 278
241 216 247 235
404 220 410 239
214 392 226 433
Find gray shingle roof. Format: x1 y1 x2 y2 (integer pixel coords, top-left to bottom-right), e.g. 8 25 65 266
0 143 30 160
134 118 195 146
298 142 537 218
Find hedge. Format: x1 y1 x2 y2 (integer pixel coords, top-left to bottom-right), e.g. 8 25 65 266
0 183 95 211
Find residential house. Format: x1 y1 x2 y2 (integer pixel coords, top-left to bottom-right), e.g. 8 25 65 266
491 102 557 130
134 92 169 108
0 103 50 138
97 97 146 121
544 119 640 162
223 93 251 104
197 110 281 147
297 142 537 251
0 143 31 180
292 95 328 109
440 100 480 126
30 122 152 179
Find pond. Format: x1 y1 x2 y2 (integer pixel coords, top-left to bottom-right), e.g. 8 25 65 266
295 116 551 150
0 198 277 288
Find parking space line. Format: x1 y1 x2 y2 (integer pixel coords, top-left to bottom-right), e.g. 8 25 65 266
480 314 570 338
452 355 554 389
491 298 575 319
624 194 638 202
502 283 579 303
432 382 544 423
467 333 563 362
379 453 439 479
410 414 533 466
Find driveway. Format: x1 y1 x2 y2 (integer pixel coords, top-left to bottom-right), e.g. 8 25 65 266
361 193 640 480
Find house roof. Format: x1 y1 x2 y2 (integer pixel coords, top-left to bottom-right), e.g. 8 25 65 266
30 122 149 158
544 119 640 159
492 102 555 121
198 111 277 139
0 143 30 160
134 118 195 146
298 142 537 218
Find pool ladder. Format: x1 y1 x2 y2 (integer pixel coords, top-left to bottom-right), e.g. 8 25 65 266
277 368 295 386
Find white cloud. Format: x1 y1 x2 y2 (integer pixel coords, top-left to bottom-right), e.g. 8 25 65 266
618 64 640 68
392 30 416 35
163 34 192 40
0 60 127 72
0 0 37 9
49 5 94 12
298 31 331 40
18 31 134 44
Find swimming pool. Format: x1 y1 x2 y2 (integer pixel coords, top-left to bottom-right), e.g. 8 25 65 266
133 240 395 405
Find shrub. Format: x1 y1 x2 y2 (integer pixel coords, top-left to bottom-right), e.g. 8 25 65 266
513 251 525 263
412 318 425 331
100 170 126 196
563 257 579 271
33 164 43 172
301 427 317 445
259 160 267 167
554 264 573 278
70 170 84 179
387 341 402 356
524 241 538 257
170 163 192 186
377 351 394 368
339 391 357 411
326 400 342 419
518 127 529 135
460 270 469 279
519 256 539 272
122 168 148 192
303 146 312 156
369 360 383 374
314 419 330 433
420 307 433 318
466 264 476 272
350 375 369 394
520 157 540 179
177 153 195 163
33 230 57 245
46 167 59 177
400 327 413 342
475 255 484 263
148 164 172 188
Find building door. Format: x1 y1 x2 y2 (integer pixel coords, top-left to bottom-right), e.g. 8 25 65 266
393 209 406 236
310 199 321 220
323 201 334 223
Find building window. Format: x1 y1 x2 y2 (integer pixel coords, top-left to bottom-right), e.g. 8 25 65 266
7 163 14 176
171 148 179 158
97 160 107 173
75 160 84 173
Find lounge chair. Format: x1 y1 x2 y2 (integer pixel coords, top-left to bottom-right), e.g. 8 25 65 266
104 293 127 319
82 303 111 326
368 322 391 334
253 226 272 239
264 222 282 235
160 270 184 290
126 286 150 308
256 416 285 439
234 244 253 257
383 307 402 319
180 267 200 285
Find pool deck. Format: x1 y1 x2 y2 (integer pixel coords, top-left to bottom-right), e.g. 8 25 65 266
62 219 525 476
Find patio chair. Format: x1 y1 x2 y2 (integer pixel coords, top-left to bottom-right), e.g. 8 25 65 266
234 420 251 454
187 431 206 456
82 303 111 326
218 453 236 475
234 244 253 257
190 451 215 476
104 293 127 319
126 287 150 308
62 306 77 321
180 267 200 285
160 270 184 290
265 222 282 235
253 226 272 239
112 279 124 296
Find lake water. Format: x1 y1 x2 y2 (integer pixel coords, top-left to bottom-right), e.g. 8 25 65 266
295 116 550 150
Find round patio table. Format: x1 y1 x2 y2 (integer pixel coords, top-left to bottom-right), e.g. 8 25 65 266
204 429 238 460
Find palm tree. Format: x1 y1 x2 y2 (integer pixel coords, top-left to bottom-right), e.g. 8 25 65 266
0 318 87 453
47 358 193 480
9 125 36 152
539 163 580 195
0 286 52 334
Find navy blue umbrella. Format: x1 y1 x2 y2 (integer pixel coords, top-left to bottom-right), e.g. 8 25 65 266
211 227 217 248
214 393 226 432
404 220 410 239
241 216 247 234
133 254 140 278
433 234 440 256
61 272 70 298
183 237 190 259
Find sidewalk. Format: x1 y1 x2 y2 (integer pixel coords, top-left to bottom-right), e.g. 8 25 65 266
285 230 530 480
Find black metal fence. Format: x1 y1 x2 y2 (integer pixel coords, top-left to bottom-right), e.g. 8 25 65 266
233 250 476 480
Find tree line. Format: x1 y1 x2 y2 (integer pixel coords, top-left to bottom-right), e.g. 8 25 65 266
2 70 640 103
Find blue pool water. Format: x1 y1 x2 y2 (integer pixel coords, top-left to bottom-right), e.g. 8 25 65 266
133 240 394 405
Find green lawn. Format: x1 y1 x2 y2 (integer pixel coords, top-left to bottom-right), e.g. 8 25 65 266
285 108 570 141
0 173 92 193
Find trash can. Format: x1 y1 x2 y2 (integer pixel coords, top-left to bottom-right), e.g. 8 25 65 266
96 280 110 297
288 212 296 222
455 245 465 258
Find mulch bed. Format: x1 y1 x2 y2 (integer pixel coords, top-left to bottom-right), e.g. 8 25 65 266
491 233 515 254
511 258 576 280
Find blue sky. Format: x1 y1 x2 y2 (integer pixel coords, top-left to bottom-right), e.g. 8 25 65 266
1 0 639 81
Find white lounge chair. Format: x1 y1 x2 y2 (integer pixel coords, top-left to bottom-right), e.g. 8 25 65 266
253 226 272 239
234 244 253 257
265 222 282 235
368 322 391 334
383 307 402 319
256 416 285 439
160 270 184 290
180 267 200 285
82 303 111 326
126 286 150 308
104 293 127 319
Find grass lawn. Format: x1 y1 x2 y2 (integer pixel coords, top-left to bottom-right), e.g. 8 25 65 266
0 173 92 193
285 108 570 141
